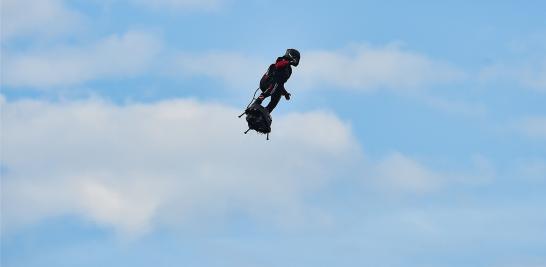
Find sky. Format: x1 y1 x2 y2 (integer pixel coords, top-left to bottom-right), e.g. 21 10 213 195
1 0 546 267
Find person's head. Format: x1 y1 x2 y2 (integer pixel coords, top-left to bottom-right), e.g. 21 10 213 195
284 48 300 66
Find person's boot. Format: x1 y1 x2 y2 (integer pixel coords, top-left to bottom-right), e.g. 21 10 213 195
252 96 264 107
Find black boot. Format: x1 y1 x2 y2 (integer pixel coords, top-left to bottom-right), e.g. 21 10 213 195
252 97 264 107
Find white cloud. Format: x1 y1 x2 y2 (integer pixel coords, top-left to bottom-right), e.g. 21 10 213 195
172 52 267 89
513 158 546 183
421 95 488 118
89 0 224 12
370 152 442 194
296 44 464 92
128 0 223 10
365 153 495 195
480 59 546 93
3 31 163 88
169 44 464 94
1 96 360 235
1 0 224 42
1 0 83 40
515 117 546 139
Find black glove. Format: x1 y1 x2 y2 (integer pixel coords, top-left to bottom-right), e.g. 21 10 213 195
284 93 291 100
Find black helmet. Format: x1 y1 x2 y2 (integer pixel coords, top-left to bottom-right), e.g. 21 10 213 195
285 48 300 66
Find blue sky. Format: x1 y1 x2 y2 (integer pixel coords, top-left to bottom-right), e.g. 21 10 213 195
1 1 546 267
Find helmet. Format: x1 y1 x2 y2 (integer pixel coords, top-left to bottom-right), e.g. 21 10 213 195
284 48 300 66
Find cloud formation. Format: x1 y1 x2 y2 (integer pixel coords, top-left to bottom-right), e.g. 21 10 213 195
1 96 359 235
1 0 83 40
3 31 162 88
172 52 268 89
127 0 223 10
1 94 498 236
297 44 465 92
362 153 495 196
480 58 546 93
169 44 465 94
1 0 224 42
515 117 546 139
370 152 442 194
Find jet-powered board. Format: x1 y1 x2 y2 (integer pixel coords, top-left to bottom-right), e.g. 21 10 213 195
238 88 273 140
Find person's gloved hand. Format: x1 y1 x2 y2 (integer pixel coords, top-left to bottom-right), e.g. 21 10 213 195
284 93 291 100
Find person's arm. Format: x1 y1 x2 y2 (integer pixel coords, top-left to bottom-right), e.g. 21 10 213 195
281 87 291 100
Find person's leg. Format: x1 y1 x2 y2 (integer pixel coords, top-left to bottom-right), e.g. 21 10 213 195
254 93 268 105
265 92 282 113
254 85 274 105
